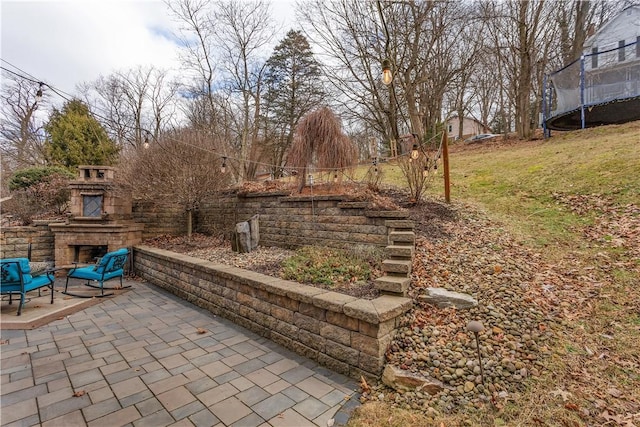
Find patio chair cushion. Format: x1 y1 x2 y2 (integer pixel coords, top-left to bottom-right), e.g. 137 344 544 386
29 261 54 277
1 257 55 315
1 258 32 283
69 248 129 281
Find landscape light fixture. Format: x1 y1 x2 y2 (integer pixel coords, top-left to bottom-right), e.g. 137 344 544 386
35 82 44 103
410 144 420 160
381 59 393 85
221 157 227 174
467 320 485 385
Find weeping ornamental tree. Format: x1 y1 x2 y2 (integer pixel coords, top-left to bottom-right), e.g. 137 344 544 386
287 107 357 192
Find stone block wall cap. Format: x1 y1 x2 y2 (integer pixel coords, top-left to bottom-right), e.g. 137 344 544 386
372 295 413 322
286 285 326 303
364 211 409 219
238 190 291 198
343 299 378 323
283 195 354 202
344 295 412 324
313 291 357 312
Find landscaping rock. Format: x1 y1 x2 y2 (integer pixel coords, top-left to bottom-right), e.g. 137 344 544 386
232 221 251 253
418 288 478 309
382 365 448 395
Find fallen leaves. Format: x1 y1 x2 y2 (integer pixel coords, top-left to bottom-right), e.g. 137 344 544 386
360 376 371 394
196 328 207 334
600 410 640 427
550 388 573 402
73 390 85 397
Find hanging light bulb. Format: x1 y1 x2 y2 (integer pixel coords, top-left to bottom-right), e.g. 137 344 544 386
411 144 419 160
333 170 338 183
221 157 227 174
381 59 393 85
308 174 314 185
423 165 429 178
35 82 44 103
143 134 150 149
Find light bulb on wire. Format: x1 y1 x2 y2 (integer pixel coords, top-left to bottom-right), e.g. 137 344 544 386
410 144 419 160
381 59 393 85
35 82 44 104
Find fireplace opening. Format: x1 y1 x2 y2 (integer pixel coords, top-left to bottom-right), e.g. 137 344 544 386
73 245 108 264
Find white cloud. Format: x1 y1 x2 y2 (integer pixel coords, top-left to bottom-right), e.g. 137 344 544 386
1 0 182 99
1 0 297 107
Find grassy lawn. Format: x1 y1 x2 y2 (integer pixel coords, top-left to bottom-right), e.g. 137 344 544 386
346 121 640 426
441 123 639 248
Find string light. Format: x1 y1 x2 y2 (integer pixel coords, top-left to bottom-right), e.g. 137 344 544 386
333 170 338 183
381 59 393 85
1 61 451 180
423 165 429 178
221 157 227 174
35 82 44 103
411 144 419 160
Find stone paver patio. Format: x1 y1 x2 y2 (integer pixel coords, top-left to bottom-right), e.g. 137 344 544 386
1 280 360 426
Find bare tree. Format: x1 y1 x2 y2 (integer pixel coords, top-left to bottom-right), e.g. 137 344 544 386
0 72 48 169
118 129 231 237
214 0 275 181
80 66 178 149
480 0 558 139
299 0 476 152
169 0 275 182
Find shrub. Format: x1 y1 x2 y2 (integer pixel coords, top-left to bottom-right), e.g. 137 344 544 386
8 166 74 191
281 246 376 286
3 166 74 224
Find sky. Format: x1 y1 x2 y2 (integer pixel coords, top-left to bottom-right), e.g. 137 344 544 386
1 0 297 104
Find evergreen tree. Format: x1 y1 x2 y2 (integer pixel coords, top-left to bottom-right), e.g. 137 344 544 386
44 99 118 167
263 30 325 177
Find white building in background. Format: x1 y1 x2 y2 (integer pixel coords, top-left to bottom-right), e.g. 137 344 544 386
445 116 490 140
584 5 640 71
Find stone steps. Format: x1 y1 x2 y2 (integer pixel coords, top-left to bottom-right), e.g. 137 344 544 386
376 222 416 297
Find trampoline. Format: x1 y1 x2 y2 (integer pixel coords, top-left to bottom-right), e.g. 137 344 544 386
543 40 640 132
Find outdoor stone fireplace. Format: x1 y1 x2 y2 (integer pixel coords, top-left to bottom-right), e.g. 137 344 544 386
50 166 143 267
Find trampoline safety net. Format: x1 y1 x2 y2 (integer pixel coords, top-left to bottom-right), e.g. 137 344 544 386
544 40 640 131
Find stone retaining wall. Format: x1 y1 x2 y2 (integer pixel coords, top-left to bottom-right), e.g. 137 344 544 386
0 221 60 261
132 200 187 240
197 191 410 250
133 245 413 381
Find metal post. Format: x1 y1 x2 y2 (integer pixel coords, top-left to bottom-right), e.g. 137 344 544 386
443 132 450 203
548 77 553 138
542 74 548 139
580 55 586 129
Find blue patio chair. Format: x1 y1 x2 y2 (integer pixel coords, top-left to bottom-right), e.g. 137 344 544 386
1 258 55 315
64 248 130 298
